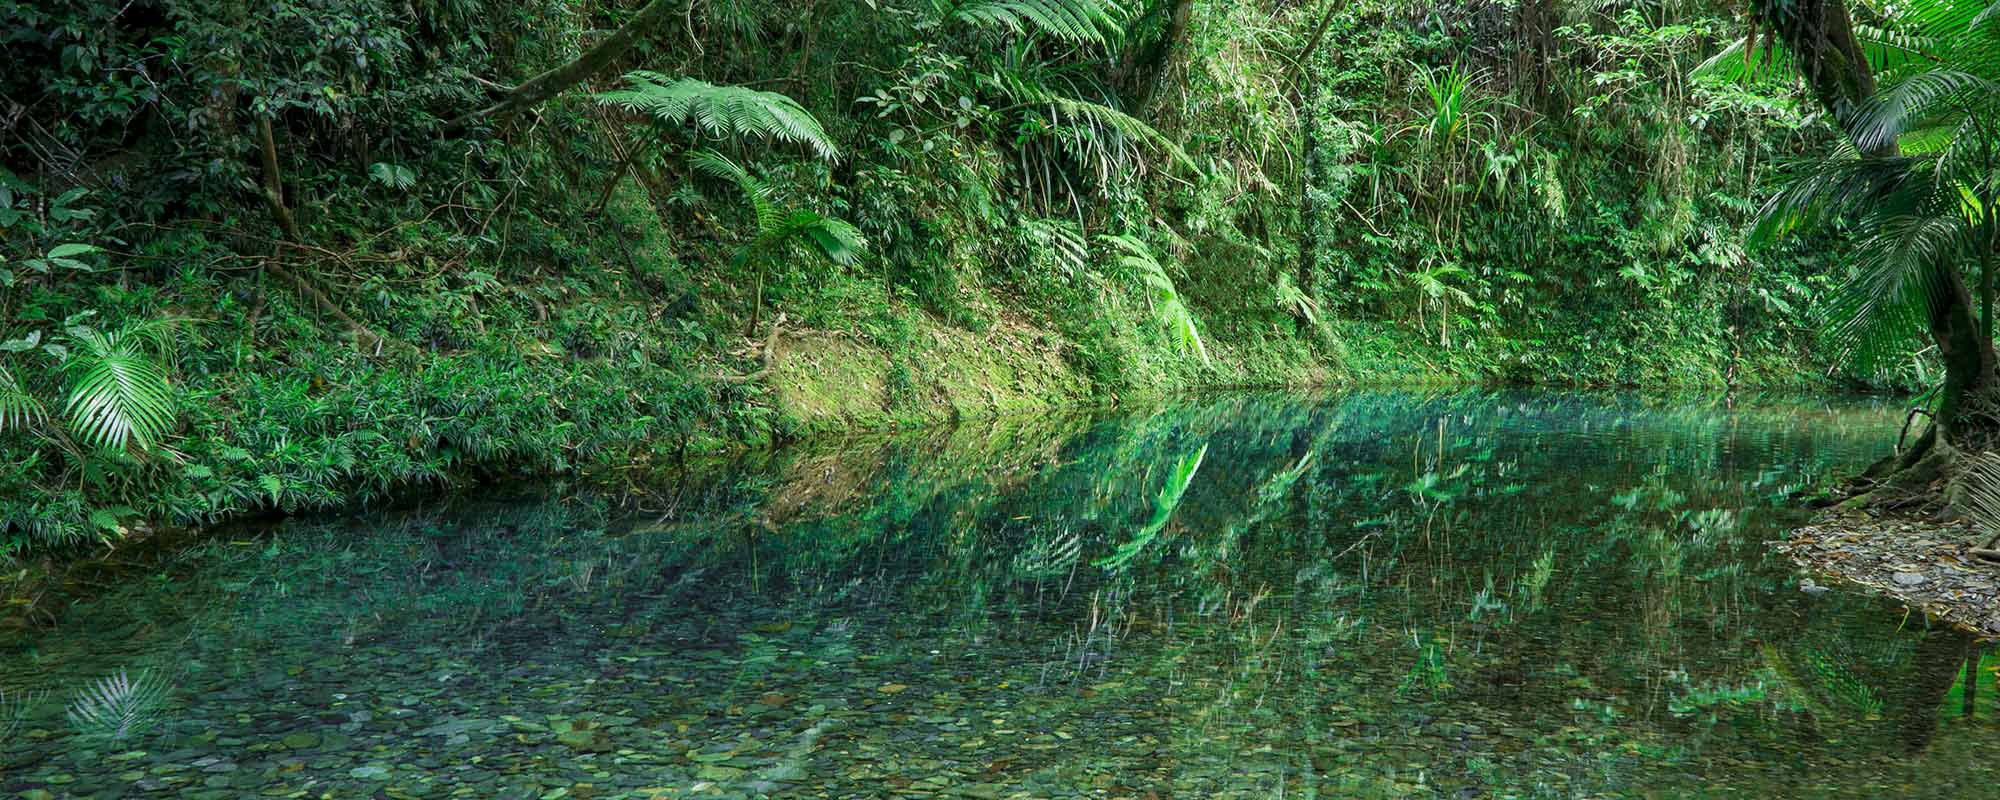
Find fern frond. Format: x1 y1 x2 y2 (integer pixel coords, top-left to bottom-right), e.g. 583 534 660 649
687 149 780 232
770 211 867 266
596 73 839 160
946 0 1125 46
1101 233 1210 365
990 68 1198 176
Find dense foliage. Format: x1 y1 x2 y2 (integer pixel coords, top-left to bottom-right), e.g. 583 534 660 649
1 0 1867 552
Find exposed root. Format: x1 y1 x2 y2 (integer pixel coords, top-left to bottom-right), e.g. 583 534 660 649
1836 432 1957 515
714 313 786 384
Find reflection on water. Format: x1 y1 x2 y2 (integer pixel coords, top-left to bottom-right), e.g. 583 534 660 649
4 390 1997 798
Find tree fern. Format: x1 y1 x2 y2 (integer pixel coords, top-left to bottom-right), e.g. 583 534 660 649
595 73 839 160
689 149 865 329
943 0 1126 47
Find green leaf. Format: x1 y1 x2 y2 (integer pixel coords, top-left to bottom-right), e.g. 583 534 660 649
257 475 285 503
595 74 839 160
0 365 46 433
61 331 176 452
46 243 102 259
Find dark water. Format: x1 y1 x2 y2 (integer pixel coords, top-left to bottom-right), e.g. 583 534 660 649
5 390 1998 799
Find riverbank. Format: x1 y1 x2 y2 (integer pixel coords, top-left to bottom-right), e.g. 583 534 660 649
1 277 1836 560
1780 511 2000 638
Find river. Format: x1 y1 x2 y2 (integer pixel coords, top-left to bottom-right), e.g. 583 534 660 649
4 389 1996 798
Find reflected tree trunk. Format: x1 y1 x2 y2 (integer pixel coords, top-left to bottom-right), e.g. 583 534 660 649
1894 627 1971 753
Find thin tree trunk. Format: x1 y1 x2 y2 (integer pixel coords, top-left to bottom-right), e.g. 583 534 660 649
1112 0 1195 117
449 0 680 130
1285 0 1347 92
255 116 394 353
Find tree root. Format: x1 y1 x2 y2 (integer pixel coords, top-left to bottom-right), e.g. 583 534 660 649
714 313 785 384
1837 433 1956 514
255 116 404 355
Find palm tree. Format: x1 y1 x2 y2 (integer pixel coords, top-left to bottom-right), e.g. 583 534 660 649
688 150 866 335
1741 0 2000 499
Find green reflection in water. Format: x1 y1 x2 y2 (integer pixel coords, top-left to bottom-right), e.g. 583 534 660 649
4 389 1996 798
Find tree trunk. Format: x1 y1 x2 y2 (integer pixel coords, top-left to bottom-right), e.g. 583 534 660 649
1749 0 1879 138
449 0 680 130
1895 627 1971 753
1753 0 2000 486
1112 0 1195 118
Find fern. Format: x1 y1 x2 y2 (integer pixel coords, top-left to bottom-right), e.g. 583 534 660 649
1092 443 1208 570
596 73 839 160
66 670 170 741
688 149 865 267
1101 233 1210 365
990 65 1198 177
944 0 1126 46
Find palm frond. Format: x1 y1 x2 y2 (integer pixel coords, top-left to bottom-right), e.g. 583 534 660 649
946 0 1125 46
1750 154 1922 243
1 688 40 741
1976 0 2000 30
1848 69 2000 153
0 364 46 433
596 73 839 160
61 326 176 453
66 669 170 741
1961 450 2000 540
1818 210 1966 368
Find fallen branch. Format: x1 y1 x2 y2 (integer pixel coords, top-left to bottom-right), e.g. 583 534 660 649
447 0 679 131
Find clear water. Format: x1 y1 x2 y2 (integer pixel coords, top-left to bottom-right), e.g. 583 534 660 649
5 389 1997 799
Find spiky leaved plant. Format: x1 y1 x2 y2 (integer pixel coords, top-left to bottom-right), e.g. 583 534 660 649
65 669 171 741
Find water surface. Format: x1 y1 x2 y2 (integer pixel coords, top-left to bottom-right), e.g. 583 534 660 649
6 390 1997 798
